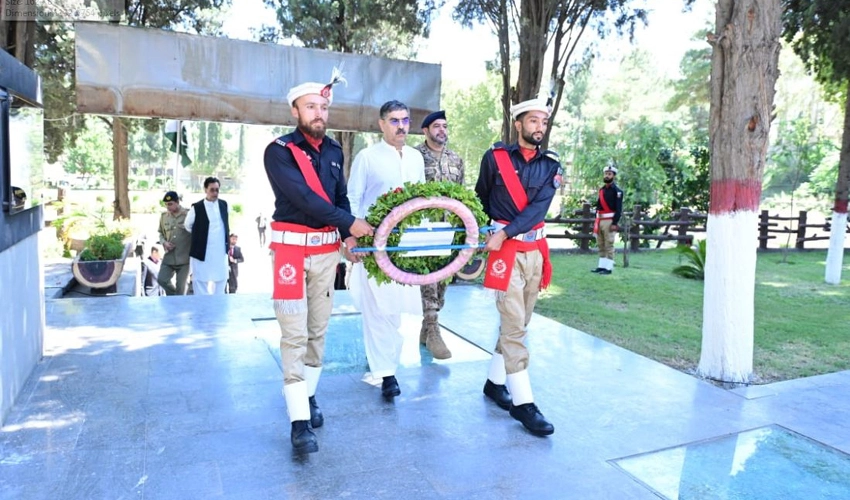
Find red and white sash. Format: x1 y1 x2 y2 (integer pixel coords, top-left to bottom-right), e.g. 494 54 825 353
594 185 615 234
270 142 340 300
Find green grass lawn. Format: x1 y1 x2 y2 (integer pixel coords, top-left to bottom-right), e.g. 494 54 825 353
535 249 850 383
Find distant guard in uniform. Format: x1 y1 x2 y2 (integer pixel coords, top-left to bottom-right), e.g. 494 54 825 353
263 70 373 454
591 162 623 275
414 110 465 360
475 96 561 437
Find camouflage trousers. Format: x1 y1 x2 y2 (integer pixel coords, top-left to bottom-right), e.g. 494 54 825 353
420 280 448 313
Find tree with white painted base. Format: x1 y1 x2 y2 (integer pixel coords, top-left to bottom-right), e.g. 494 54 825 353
783 0 850 285
697 0 782 384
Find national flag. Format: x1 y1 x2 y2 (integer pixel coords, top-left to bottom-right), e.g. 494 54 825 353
164 120 192 167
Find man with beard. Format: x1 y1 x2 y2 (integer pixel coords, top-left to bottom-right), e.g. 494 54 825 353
475 97 561 437
345 100 425 401
591 162 623 275
263 71 373 454
414 110 465 360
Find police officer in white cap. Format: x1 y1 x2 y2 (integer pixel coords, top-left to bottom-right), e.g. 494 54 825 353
264 69 373 454
591 161 623 275
474 95 562 437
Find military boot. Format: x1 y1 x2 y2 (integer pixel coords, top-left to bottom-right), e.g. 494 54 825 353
290 420 318 454
421 312 451 359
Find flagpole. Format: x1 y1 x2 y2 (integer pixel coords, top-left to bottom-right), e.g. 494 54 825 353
174 120 182 193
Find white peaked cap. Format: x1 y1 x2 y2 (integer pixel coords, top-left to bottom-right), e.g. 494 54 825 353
510 98 551 120
287 82 333 107
603 164 618 175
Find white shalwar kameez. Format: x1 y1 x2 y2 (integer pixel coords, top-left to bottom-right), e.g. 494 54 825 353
185 200 229 295
348 140 425 378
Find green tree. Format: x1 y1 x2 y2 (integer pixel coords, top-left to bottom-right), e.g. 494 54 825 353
63 118 113 185
666 28 712 144
453 0 647 145
35 0 229 220
783 0 850 284
764 115 835 196
441 76 502 186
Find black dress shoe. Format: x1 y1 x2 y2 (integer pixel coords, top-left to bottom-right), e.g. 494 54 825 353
381 376 401 399
597 269 612 275
291 420 318 454
590 267 603 273
509 403 555 436
483 380 511 410
309 396 324 428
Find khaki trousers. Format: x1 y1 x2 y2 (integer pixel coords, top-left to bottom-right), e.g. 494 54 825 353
274 250 339 386
596 219 616 260
495 250 543 374
157 261 190 296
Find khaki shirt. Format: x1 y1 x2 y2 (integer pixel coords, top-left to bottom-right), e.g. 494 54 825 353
415 143 465 184
158 207 191 265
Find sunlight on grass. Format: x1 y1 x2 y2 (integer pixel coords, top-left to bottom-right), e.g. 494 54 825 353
540 249 850 383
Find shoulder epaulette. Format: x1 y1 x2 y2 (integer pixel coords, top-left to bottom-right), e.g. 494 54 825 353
543 150 560 161
491 141 508 151
274 138 288 148
327 137 342 149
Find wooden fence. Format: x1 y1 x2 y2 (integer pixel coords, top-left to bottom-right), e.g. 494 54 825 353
544 204 849 251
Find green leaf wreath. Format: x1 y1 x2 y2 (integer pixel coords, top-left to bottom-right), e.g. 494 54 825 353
358 181 489 286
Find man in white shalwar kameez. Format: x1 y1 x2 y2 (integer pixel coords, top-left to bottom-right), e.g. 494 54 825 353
185 177 231 295
345 100 425 400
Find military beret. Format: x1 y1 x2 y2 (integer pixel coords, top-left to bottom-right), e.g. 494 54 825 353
421 110 446 129
163 191 179 202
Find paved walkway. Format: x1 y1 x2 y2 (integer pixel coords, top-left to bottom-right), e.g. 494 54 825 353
1 286 849 499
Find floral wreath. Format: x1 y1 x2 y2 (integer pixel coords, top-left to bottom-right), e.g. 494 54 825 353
358 181 489 286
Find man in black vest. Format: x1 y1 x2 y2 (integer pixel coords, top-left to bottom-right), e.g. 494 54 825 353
185 177 230 295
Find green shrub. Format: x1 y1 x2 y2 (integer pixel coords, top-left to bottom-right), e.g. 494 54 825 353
79 230 127 261
672 239 706 280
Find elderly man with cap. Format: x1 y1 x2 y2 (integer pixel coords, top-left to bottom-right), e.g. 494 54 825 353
474 95 562 437
414 110 465 360
346 100 425 401
263 70 373 454
156 190 191 295
592 161 623 275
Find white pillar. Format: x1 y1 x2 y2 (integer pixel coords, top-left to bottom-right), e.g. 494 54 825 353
697 211 757 384
825 211 847 285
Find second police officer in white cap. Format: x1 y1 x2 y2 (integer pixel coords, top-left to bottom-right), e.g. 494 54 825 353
474 95 562 437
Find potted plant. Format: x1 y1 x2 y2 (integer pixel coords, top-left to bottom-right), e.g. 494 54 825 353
71 228 134 291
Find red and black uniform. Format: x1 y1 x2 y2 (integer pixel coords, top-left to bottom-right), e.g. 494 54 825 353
474 141 562 377
595 182 623 226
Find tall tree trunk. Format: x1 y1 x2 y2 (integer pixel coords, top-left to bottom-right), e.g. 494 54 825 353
335 131 355 181
697 0 781 384
497 0 513 143
515 0 548 105
112 117 131 220
824 83 850 285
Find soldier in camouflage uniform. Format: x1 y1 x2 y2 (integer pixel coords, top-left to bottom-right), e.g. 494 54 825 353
414 110 465 359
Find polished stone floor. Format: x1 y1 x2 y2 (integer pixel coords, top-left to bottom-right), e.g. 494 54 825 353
2 285 850 499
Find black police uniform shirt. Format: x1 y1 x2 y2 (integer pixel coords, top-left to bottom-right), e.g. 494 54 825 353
475 141 563 238
596 182 624 226
263 128 356 239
